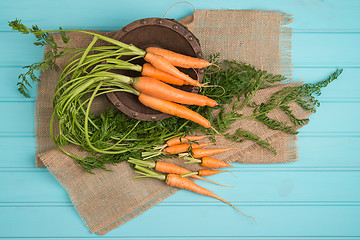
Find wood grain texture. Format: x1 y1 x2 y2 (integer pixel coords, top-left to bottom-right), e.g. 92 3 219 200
0 0 359 238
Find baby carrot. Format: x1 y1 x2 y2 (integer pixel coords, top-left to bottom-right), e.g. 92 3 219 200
184 156 234 168
165 173 256 223
166 135 208 147
192 148 233 158
144 52 201 86
138 93 212 129
201 156 234 168
133 77 218 107
133 165 256 224
163 142 212 155
141 63 188 86
145 47 211 69
198 169 227 176
191 148 235 159
128 158 229 187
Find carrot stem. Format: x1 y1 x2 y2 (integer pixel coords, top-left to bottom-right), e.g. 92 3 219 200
183 157 201 164
133 165 166 181
128 157 156 168
181 172 199 178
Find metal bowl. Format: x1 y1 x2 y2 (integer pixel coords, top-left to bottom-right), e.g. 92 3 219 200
106 17 204 121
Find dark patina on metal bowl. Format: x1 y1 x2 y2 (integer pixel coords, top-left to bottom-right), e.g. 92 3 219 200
106 17 204 121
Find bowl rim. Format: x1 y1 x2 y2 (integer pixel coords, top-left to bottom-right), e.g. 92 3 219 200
106 17 204 121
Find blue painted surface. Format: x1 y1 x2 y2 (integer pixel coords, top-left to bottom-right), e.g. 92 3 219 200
0 0 360 238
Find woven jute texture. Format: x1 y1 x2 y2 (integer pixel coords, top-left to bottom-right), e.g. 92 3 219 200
36 10 307 235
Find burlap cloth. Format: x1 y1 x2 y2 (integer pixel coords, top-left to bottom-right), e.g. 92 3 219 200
35 10 309 235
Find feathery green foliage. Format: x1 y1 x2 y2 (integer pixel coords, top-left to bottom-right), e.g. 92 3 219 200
199 55 343 150
9 19 73 98
9 21 343 172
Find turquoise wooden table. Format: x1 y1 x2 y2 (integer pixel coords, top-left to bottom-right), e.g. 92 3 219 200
1 0 360 238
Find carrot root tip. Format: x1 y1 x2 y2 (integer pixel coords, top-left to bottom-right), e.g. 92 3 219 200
210 126 221 135
223 170 237 177
207 63 221 74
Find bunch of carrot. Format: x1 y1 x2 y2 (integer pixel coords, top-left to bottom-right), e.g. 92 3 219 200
49 29 220 130
125 46 219 130
9 21 257 223
42 29 223 162
130 134 257 224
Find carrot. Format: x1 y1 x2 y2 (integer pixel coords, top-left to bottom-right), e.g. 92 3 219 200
155 162 230 187
144 52 201 86
166 135 208 147
163 142 212 155
133 165 256 223
166 174 256 223
133 77 218 107
138 93 212 129
128 158 229 187
191 148 235 159
146 47 211 69
184 156 234 168
198 169 227 176
200 156 234 168
141 63 188 86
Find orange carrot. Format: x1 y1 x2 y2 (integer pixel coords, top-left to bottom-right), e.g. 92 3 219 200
138 93 212 129
144 52 201 86
141 63 188 86
200 156 234 168
133 77 217 107
163 142 212 155
155 162 229 187
128 158 229 187
165 173 256 223
166 135 208 147
146 47 211 69
198 169 226 176
134 166 256 223
191 148 235 159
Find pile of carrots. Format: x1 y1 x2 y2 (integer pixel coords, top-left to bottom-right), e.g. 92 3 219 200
21 28 254 222
130 135 257 224
127 46 219 131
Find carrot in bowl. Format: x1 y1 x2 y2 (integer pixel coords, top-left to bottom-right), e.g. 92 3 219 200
146 47 211 69
141 63 189 86
144 52 201 86
94 59 189 86
91 72 217 107
133 165 257 224
138 93 213 129
133 77 218 107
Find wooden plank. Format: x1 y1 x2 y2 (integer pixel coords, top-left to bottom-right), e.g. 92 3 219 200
292 68 360 101
0 101 357 134
292 33 360 67
1 135 359 169
1 32 360 67
0 205 359 237
1 170 359 203
1 0 360 31
0 67 357 101
0 136 36 168
0 102 34 133
0 67 37 99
